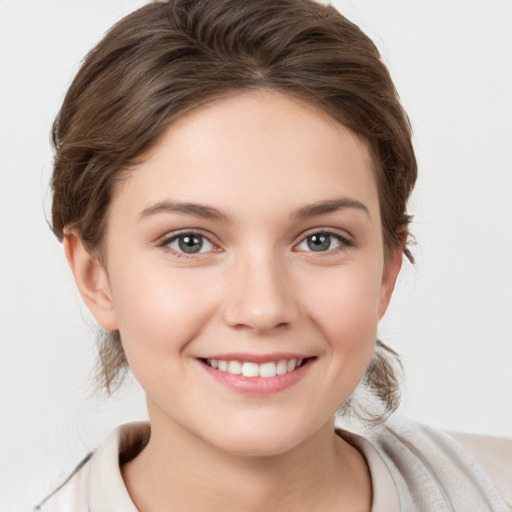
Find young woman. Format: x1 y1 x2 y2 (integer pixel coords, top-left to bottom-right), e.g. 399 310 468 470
35 0 511 510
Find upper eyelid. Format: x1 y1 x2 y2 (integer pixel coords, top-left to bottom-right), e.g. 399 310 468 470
295 227 352 243
159 228 218 245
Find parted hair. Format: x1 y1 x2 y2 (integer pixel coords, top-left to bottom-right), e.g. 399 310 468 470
51 0 417 422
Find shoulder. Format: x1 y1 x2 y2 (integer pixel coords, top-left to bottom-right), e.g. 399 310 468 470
34 454 92 512
364 415 512 511
34 422 148 512
448 429 512 506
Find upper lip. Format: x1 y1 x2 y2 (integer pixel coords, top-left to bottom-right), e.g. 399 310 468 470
199 352 314 364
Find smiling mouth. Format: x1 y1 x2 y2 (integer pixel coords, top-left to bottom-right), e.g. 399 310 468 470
201 358 311 378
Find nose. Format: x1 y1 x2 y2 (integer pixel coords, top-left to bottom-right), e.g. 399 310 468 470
222 252 299 333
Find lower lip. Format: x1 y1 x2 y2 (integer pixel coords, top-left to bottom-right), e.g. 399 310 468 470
199 359 314 395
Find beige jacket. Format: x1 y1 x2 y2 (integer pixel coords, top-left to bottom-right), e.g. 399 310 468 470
35 415 512 511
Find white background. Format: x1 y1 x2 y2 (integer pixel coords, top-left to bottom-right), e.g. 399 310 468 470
1 1 511 510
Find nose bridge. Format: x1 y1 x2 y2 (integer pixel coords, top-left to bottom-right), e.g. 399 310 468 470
223 245 297 332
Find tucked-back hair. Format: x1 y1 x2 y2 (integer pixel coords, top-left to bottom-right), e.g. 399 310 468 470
51 0 417 421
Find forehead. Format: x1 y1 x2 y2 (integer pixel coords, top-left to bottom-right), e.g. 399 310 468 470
111 90 379 222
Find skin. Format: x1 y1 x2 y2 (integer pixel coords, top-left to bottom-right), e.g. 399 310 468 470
65 90 403 511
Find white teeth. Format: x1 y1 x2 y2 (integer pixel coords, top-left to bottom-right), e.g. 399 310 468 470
286 359 297 372
242 362 259 377
227 360 242 375
276 360 287 375
259 361 277 378
207 358 305 377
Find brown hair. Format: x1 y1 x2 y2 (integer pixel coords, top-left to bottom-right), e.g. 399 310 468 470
51 0 417 421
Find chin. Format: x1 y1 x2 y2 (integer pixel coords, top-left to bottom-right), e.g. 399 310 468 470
203 417 322 459
221 434 302 458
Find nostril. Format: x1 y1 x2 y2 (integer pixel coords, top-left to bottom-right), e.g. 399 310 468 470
225 315 292 333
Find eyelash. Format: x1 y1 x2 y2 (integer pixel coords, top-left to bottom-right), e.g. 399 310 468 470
294 228 352 254
158 228 352 257
159 230 220 258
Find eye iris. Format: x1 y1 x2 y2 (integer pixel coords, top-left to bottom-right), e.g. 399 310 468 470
307 233 331 252
178 235 203 253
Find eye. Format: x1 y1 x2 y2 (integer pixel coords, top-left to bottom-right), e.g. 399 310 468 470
164 232 215 254
296 231 346 253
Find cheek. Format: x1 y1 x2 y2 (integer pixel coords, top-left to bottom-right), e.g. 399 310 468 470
107 264 219 369
298 263 382 363
303 260 381 324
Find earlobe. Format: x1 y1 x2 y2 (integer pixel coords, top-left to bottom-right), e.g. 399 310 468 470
63 230 118 331
378 245 404 319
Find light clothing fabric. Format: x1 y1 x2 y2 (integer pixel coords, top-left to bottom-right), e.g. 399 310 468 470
35 415 511 511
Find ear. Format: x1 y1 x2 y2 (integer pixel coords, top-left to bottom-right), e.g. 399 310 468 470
378 241 405 319
63 230 118 331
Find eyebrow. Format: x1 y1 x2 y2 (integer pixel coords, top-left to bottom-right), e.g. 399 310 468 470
138 197 370 222
138 200 230 222
295 198 370 219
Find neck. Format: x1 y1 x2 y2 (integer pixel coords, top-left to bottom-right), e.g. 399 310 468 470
122 411 371 512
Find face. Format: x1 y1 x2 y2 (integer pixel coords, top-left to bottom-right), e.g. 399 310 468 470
77 91 401 456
